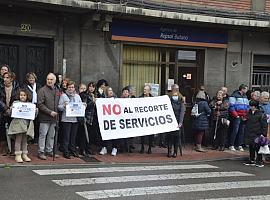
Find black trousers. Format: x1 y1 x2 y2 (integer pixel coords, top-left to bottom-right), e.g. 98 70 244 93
167 130 180 153
249 142 262 163
62 122 78 153
213 120 228 148
141 135 154 149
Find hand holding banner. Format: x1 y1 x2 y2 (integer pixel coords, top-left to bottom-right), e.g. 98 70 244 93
96 95 178 140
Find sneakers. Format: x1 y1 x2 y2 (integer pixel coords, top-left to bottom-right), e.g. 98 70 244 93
244 161 255 166
237 146 244 152
111 148 117 156
99 147 107 155
255 162 264 168
244 161 264 167
38 153 47 160
229 146 236 151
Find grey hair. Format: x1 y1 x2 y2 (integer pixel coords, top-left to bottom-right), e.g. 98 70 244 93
261 91 269 98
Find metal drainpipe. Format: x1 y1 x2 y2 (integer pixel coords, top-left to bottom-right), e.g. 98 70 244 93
79 25 82 83
224 47 227 86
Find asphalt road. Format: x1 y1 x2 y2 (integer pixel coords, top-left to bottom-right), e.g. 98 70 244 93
1 159 270 200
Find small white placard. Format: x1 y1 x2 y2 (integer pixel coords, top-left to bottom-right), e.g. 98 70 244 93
11 102 36 120
66 102 85 117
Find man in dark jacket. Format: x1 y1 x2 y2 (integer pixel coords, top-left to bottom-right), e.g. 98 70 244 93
229 84 249 151
37 73 61 160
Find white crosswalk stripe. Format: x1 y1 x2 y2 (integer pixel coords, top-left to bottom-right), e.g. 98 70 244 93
52 171 253 186
32 164 269 200
202 195 270 200
33 164 217 175
76 180 270 199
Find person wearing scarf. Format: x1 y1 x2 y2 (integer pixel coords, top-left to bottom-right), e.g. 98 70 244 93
23 72 41 143
58 80 84 159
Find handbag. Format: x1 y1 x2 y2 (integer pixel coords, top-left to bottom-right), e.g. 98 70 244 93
258 145 270 154
221 118 230 126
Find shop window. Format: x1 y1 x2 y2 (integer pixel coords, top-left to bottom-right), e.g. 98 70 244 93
252 55 270 90
122 45 162 97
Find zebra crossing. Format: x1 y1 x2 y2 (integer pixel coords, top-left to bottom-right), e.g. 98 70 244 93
33 163 270 200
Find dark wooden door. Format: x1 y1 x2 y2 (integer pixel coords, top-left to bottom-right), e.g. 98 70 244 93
0 35 53 85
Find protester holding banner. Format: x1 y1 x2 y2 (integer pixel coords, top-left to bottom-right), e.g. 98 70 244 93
8 89 37 163
78 81 97 156
58 80 84 159
37 73 60 160
192 90 211 152
167 84 186 158
0 71 20 155
121 86 134 153
140 84 155 154
99 86 119 156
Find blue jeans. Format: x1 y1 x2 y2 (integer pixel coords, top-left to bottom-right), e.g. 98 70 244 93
230 117 245 147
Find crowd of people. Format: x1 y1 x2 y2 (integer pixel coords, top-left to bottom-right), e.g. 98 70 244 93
0 64 269 167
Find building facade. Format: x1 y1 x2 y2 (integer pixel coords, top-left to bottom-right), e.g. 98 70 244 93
0 0 269 100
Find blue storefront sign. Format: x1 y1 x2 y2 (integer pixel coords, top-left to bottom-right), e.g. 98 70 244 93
112 20 228 48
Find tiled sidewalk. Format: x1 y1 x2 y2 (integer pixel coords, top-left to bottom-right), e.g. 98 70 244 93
0 144 248 166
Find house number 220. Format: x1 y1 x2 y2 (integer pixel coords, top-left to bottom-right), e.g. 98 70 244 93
20 24 31 32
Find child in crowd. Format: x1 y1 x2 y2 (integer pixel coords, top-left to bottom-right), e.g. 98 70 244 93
8 89 36 163
244 100 267 167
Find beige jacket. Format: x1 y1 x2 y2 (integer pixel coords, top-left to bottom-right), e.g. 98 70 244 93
8 119 35 139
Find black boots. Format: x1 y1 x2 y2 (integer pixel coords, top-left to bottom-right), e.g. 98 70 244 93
167 146 172 158
139 145 144 154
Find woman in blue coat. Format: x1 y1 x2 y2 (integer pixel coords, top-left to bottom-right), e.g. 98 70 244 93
192 91 211 152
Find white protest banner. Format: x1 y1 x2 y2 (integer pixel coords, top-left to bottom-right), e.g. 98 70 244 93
66 102 85 117
11 102 36 120
96 95 178 140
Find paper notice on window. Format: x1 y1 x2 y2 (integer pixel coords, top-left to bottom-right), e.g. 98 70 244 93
167 79 174 90
66 102 85 117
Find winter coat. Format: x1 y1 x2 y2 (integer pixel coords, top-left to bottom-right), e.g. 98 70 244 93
0 80 20 122
170 96 186 124
8 119 35 139
229 90 249 118
58 93 83 123
259 103 270 115
209 98 229 120
22 82 42 103
245 110 267 144
192 99 211 131
37 85 61 123
0 80 20 111
80 91 96 125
